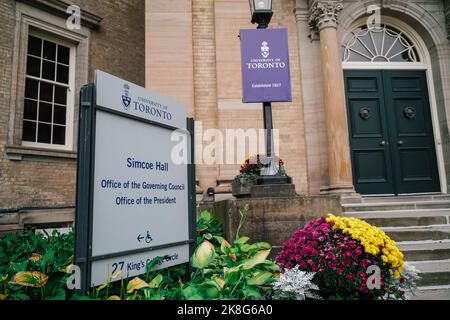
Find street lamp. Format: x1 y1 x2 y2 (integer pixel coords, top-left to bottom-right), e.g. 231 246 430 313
249 0 273 29
248 0 291 186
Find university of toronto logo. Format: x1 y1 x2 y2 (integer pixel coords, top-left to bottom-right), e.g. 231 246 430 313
261 41 270 59
122 83 131 109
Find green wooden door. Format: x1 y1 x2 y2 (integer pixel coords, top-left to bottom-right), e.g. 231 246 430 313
344 70 440 195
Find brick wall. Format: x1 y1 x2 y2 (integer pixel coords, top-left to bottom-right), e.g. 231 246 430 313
0 0 145 213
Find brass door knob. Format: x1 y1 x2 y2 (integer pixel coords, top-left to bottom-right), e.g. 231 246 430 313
380 140 387 146
398 140 404 146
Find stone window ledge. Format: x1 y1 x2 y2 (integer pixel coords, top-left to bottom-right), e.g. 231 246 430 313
5 145 77 162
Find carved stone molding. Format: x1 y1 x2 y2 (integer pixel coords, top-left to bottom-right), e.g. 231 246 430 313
445 0 450 39
308 0 343 32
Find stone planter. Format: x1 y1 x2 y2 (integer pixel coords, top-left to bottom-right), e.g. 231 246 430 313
232 177 256 198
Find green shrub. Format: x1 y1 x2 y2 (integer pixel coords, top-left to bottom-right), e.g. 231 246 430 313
0 208 279 301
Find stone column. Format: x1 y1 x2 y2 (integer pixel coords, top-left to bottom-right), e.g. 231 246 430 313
309 0 355 194
446 0 450 39
192 0 219 194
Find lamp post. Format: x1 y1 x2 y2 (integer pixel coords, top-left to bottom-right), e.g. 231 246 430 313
249 0 292 185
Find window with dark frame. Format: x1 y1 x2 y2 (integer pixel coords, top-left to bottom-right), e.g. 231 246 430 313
23 34 71 146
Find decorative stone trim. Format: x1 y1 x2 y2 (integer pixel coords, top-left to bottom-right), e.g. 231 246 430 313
5 145 77 162
309 0 343 32
17 0 103 29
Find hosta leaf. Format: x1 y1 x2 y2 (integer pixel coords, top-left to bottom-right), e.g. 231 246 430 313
213 277 225 290
234 237 250 246
200 211 211 221
29 253 42 264
0 294 7 301
243 286 262 299
45 288 66 301
0 275 8 283
127 277 149 293
148 274 163 289
220 239 232 253
61 264 74 274
182 285 200 300
224 266 241 285
254 242 272 250
205 287 219 299
191 241 215 269
96 283 108 292
9 272 48 288
188 294 205 300
246 271 274 286
257 261 280 272
214 236 226 245
242 250 271 270
108 296 121 300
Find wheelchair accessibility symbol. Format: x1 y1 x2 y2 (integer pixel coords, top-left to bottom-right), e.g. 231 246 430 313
137 231 153 244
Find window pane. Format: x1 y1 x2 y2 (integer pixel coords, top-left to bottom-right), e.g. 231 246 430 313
37 123 52 144
57 64 69 84
42 60 56 81
22 121 37 142
53 125 66 145
58 45 70 65
38 102 52 123
28 36 42 57
53 105 66 125
54 85 67 105
40 82 53 102
25 79 39 99
24 99 38 121
43 41 56 61
26 56 41 77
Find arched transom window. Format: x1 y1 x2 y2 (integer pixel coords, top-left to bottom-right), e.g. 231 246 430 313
342 24 421 63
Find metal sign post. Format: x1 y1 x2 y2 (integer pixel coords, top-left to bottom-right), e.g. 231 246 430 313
75 71 196 295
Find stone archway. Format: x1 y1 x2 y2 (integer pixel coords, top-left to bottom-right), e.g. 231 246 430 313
337 0 450 193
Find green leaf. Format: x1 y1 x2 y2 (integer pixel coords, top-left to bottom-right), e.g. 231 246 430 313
148 274 163 289
242 250 271 270
224 266 241 285
146 256 165 272
243 286 262 299
182 285 201 300
191 241 215 269
9 271 49 288
200 211 212 221
234 237 250 246
246 271 274 286
46 288 66 300
205 287 219 299
257 262 280 272
127 277 150 293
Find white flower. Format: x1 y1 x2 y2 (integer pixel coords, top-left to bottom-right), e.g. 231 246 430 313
272 266 321 300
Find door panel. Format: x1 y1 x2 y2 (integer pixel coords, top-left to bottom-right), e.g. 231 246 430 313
344 71 395 195
384 71 440 194
344 70 440 195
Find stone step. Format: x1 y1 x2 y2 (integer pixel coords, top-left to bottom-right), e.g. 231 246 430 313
360 194 450 204
362 216 448 228
343 200 450 213
344 208 450 219
397 241 450 261
382 225 450 242
410 285 450 300
410 259 450 287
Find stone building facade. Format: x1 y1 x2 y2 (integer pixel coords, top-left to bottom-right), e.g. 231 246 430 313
0 0 145 232
146 0 450 199
2 0 450 232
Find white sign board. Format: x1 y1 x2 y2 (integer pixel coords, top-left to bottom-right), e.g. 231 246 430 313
88 71 191 286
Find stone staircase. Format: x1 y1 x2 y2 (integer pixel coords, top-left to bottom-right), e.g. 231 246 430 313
342 194 450 300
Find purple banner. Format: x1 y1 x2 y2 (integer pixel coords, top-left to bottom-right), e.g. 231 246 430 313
240 28 292 103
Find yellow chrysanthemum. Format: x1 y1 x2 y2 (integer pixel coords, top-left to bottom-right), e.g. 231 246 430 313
326 214 404 275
